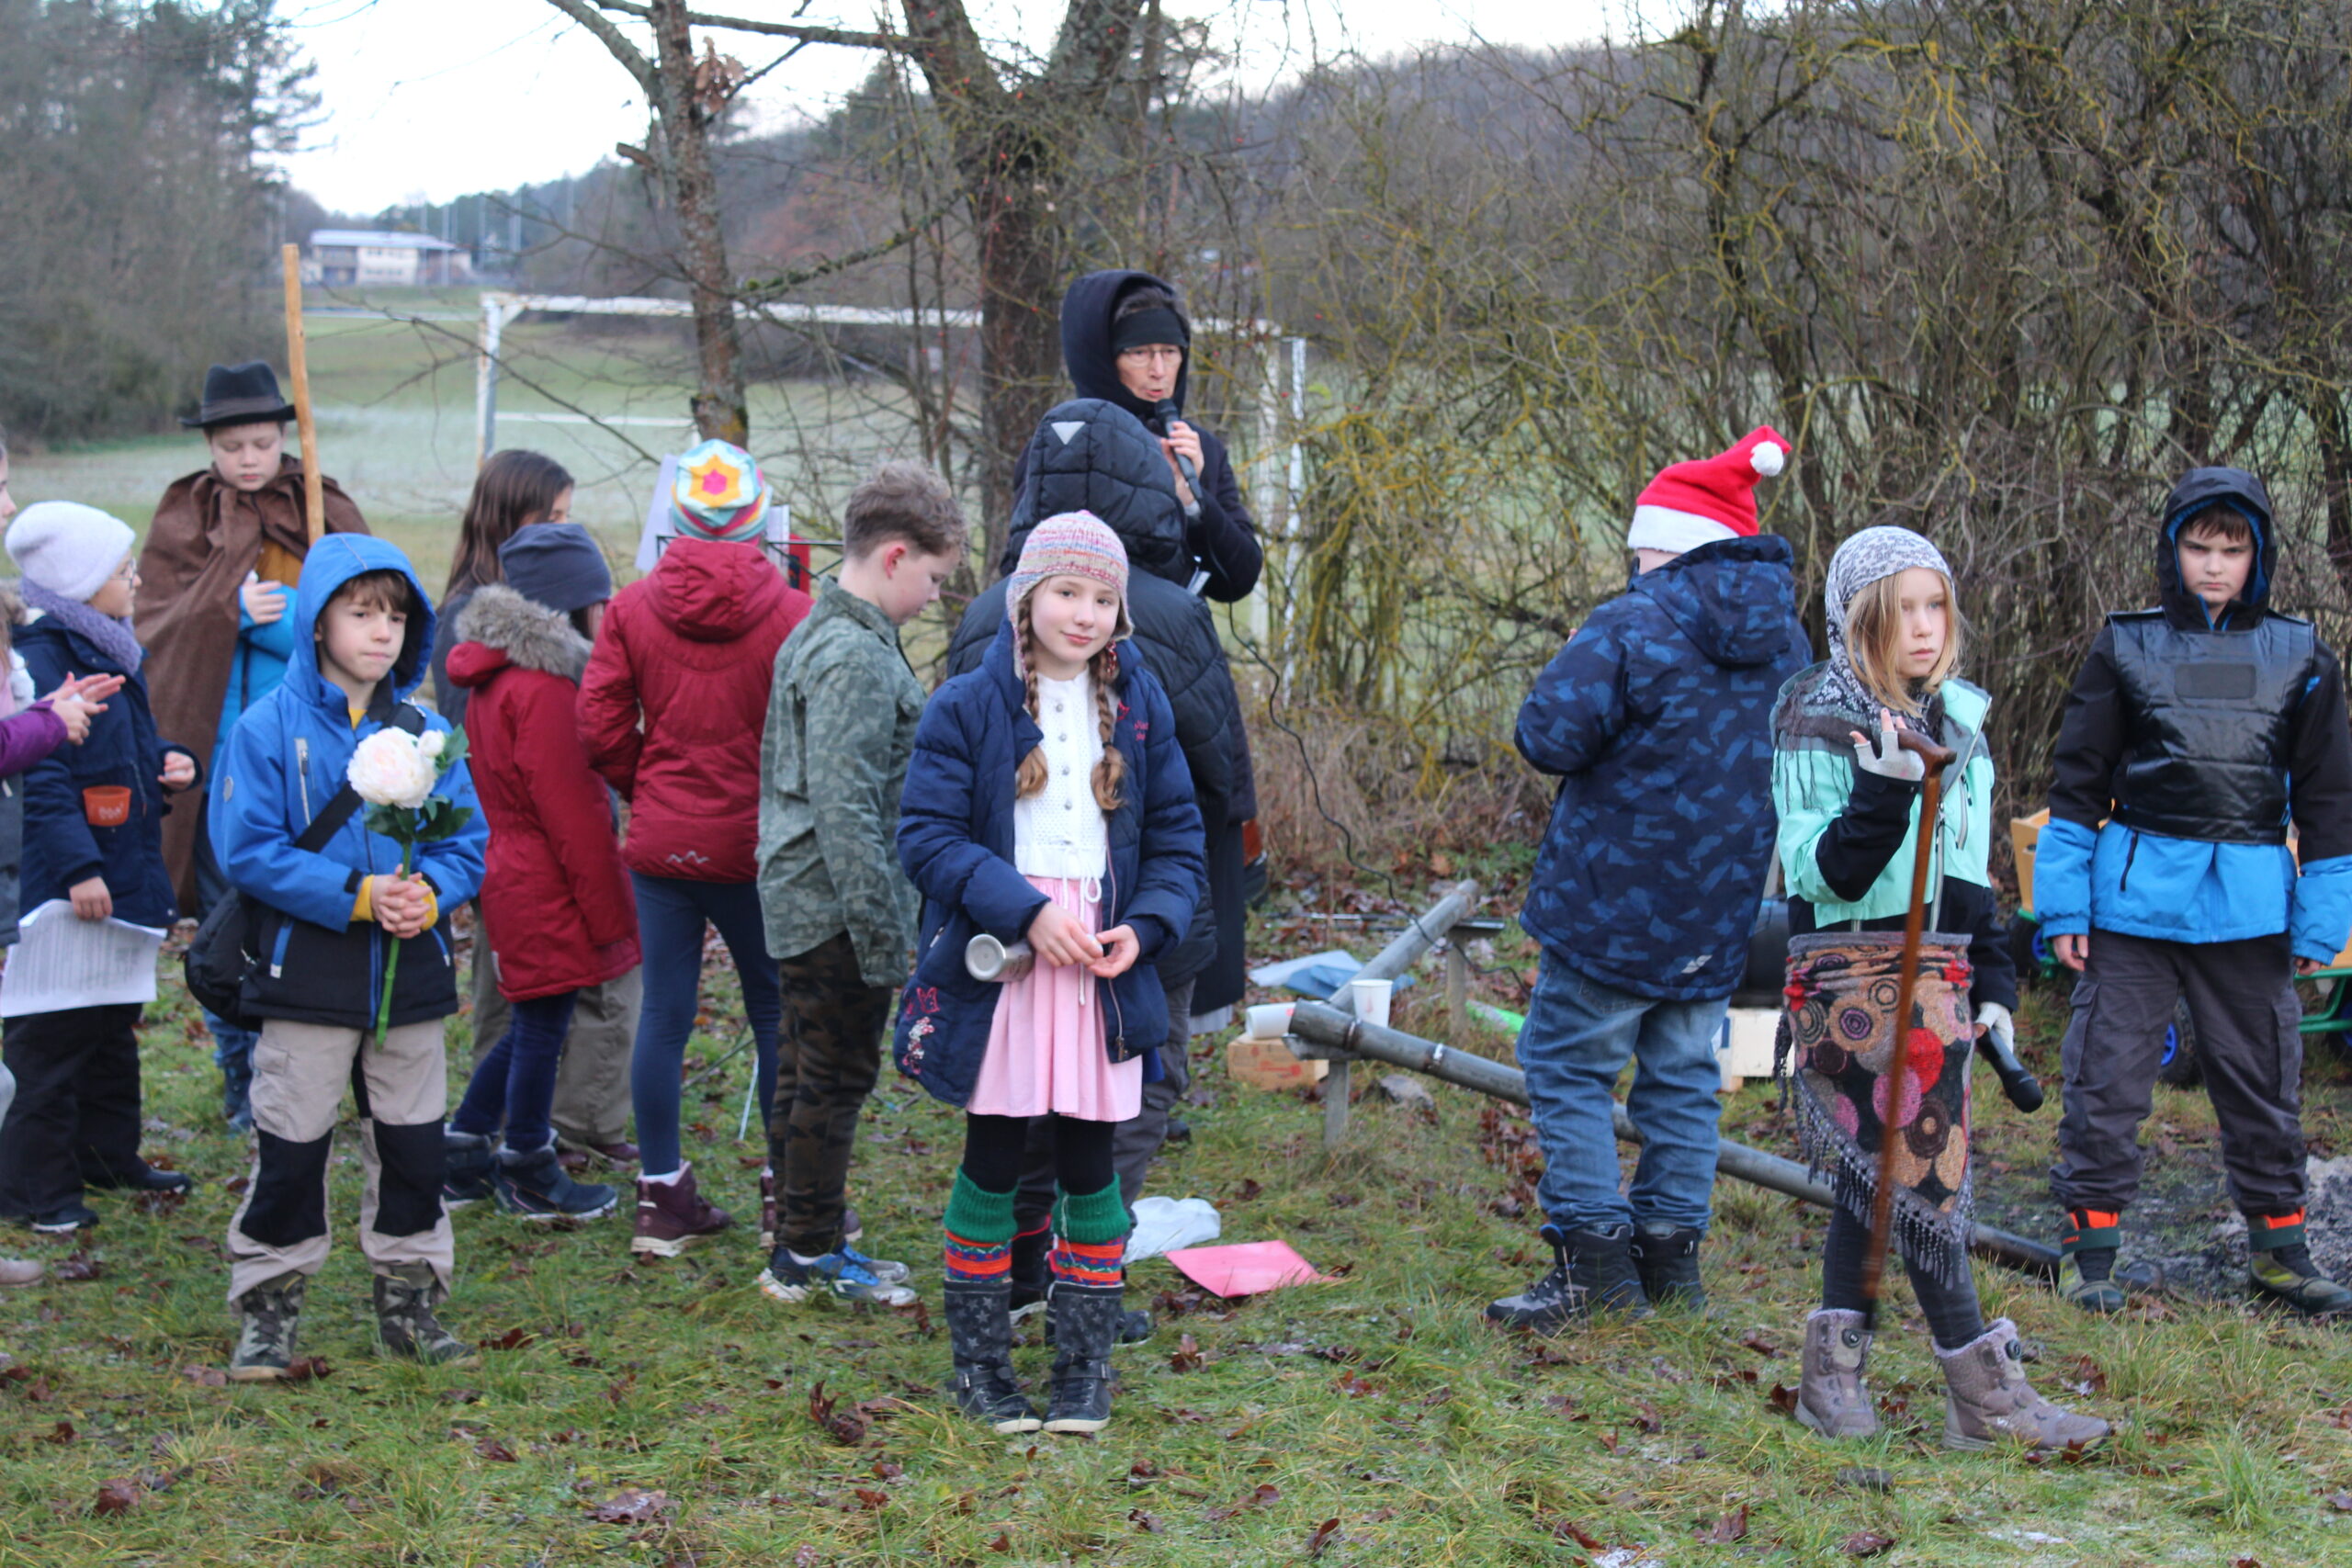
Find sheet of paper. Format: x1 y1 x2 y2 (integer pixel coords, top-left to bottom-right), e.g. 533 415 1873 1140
0 899 165 1016
1165 1239 1332 1298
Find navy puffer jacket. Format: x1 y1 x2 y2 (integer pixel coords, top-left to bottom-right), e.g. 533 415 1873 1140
1516 536 1812 1000
893 620 1205 1109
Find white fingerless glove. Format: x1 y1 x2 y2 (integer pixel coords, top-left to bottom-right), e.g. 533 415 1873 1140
1975 1001 2014 1055
1851 724 1926 782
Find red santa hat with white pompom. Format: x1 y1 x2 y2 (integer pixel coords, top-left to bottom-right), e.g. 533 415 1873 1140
1625 426 1792 554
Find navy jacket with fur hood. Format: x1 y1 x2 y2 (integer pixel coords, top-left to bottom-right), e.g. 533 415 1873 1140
892 619 1205 1109
1516 536 1811 1000
211 535 486 1029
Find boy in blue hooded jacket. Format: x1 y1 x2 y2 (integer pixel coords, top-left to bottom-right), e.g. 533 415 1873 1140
1490 429 1810 1331
209 536 487 1379
2041 468 2352 1316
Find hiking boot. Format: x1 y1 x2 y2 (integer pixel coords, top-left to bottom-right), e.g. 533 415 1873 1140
1935 1318 2109 1453
758 1244 919 1306
2057 1207 2126 1314
1008 1223 1053 1324
1795 1309 1879 1439
1044 1282 1123 1434
944 1278 1040 1434
229 1272 306 1382
371 1264 481 1366
443 1131 496 1208
629 1165 730 1258
2248 1213 2352 1316
1486 1224 1651 1331
494 1142 617 1222
1630 1222 1706 1311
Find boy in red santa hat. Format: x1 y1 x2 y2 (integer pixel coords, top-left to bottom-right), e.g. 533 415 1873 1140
1489 428 1812 1330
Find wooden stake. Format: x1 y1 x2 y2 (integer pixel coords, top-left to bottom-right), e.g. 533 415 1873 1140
280 243 323 543
1858 731 1958 1330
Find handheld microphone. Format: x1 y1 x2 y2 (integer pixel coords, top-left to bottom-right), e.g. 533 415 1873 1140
1153 399 1203 520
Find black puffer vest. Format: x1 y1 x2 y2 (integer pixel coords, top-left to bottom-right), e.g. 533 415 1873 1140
2109 609 2315 844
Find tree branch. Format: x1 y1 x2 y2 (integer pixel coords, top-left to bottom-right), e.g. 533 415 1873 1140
547 0 657 90
597 0 911 53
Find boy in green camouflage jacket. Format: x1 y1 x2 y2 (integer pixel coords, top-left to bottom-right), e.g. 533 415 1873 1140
754 461 967 1305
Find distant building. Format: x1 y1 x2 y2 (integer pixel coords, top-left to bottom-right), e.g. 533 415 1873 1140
307 230 470 287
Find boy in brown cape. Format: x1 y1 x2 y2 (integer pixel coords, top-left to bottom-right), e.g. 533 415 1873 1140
136 361 368 1128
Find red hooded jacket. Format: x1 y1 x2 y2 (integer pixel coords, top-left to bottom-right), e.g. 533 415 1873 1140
578 538 810 883
447 587 641 999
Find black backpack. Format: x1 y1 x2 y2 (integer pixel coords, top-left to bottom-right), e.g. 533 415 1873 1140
183 705 427 1025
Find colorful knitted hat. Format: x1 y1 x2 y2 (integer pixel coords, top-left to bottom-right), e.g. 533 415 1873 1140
671 439 772 544
1626 425 1791 553
1007 511 1132 642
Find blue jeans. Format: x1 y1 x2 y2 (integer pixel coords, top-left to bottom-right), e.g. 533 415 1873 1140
629 874 780 1178
451 990 579 1152
1514 957 1726 1235
206 1010 257 1131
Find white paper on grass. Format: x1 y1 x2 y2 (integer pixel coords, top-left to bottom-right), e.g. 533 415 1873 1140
1124 1195 1221 1265
1246 949 1360 990
0 900 167 1017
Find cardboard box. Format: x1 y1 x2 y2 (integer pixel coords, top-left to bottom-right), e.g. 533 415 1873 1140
2010 808 2049 912
1226 1033 1329 1091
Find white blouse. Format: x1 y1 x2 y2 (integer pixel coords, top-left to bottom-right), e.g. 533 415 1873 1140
1013 671 1110 880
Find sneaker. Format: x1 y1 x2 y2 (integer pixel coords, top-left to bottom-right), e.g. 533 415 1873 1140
29 1203 98 1235
630 1164 730 1258
230 1272 306 1382
1486 1224 1650 1331
371 1264 481 1366
758 1244 919 1306
443 1131 496 1208
493 1143 617 1221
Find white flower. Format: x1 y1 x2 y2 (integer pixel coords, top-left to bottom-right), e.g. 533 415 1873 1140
347 728 437 810
418 730 447 760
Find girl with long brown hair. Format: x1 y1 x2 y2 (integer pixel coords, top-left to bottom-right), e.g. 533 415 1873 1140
431 449 573 727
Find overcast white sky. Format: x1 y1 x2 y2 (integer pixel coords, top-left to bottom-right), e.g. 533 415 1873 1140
280 0 1643 213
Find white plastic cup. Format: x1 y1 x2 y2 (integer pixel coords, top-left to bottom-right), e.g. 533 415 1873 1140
1349 976 1394 1028
1246 1002 1295 1039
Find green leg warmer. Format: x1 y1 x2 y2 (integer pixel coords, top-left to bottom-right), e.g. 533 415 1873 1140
1052 1179 1132 1247
944 1169 1018 1247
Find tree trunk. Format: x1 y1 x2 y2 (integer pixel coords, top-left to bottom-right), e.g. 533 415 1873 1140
970 140 1069 538
648 0 748 446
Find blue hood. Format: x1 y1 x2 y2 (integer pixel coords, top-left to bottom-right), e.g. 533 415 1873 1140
1633 535 1802 668
286 533 436 713
2159 466 2276 628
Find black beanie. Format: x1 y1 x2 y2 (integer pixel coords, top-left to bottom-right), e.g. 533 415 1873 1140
499 523 612 614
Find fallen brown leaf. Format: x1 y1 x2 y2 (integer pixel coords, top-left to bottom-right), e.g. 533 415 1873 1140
181 1364 228 1388
92 1478 141 1516
42 1420 74 1444
588 1488 674 1525
1632 1399 1663 1434
1169 1334 1204 1373
1843 1530 1895 1557
1736 1329 1781 1358
1130 1507 1163 1533
51 1253 102 1282
473 1438 518 1463
1698 1505 1749 1543
1306 1517 1343 1556
850 1488 889 1511
1766 1382 1799 1416
1204 1483 1281 1521
808 1382 867 1445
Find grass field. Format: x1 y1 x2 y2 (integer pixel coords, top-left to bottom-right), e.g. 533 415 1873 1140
6 903 2352 1565
6 295 934 593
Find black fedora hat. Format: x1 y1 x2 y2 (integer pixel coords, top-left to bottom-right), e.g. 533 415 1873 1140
180 361 298 429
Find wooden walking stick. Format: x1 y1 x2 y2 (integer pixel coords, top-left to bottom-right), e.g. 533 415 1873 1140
280 243 324 544
1858 728 1958 1330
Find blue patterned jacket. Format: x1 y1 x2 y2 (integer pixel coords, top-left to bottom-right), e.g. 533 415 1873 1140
1515 536 1812 1000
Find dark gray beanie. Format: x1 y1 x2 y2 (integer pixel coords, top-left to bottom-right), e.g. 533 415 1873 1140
499 523 611 614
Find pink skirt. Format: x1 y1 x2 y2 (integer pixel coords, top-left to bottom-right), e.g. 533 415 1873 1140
967 875 1143 1122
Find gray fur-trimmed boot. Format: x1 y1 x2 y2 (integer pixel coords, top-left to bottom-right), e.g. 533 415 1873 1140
1934 1317 2109 1452
371 1264 481 1367
1794 1309 1879 1439
944 1279 1041 1434
229 1272 307 1383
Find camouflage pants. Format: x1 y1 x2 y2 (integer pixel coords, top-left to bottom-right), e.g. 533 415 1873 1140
765 931 895 1258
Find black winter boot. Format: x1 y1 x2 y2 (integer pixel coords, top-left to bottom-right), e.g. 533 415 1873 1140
1630 1222 1706 1310
442 1131 495 1207
1007 1223 1052 1323
495 1141 618 1221
1043 1282 1123 1434
944 1279 1040 1433
1486 1224 1651 1331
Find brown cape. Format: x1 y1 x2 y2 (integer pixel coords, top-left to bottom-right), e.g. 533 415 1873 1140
135 457 368 911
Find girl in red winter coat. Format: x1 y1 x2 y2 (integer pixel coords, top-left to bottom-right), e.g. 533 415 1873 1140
579 441 811 1254
444 525 639 1220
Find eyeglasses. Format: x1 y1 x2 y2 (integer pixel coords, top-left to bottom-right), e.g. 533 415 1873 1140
110 562 140 583
1116 345 1184 366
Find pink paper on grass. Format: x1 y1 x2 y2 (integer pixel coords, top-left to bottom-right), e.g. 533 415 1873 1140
1165 1240 1332 1298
